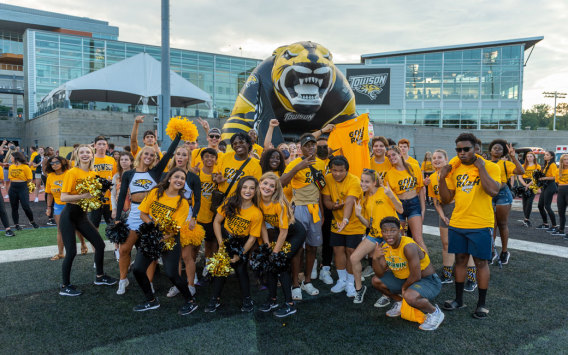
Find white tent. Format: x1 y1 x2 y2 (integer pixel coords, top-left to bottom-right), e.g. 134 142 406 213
41 53 211 110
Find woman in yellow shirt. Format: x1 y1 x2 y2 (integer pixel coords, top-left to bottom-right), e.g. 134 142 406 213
369 136 392 181
553 154 568 237
8 152 38 230
518 152 540 227
536 151 558 232
422 151 435 206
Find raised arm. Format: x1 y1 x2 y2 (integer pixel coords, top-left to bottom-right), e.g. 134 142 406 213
152 133 181 176
115 170 133 220
130 115 144 155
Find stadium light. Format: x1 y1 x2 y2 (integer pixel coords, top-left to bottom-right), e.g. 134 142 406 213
543 91 567 131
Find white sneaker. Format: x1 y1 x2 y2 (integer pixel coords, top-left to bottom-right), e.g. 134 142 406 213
3 195 8 199
167 286 180 298
386 301 402 317
34 197 39 203
419 305 445 331
301 281 319 296
114 249 120 262
318 269 333 285
362 265 374 278
331 279 346 293
310 259 318 279
292 287 302 301
346 283 357 298
188 285 196 296
374 295 391 308
116 278 129 295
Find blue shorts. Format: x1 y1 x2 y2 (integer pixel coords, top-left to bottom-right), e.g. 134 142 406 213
53 202 65 216
492 185 513 206
380 270 441 300
397 196 422 220
365 235 384 244
448 226 493 260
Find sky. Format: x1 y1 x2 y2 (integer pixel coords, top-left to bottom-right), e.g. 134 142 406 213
9 0 568 109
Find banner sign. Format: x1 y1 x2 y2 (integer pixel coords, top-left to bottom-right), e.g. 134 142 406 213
346 68 390 105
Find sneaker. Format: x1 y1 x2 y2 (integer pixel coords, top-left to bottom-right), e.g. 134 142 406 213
536 223 549 230
133 298 160 312
116 278 129 295
419 305 445 331
274 303 297 318
301 282 319 296
292 287 302 301
374 295 391 308
241 297 254 312
31 222 39 229
259 299 279 312
310 259 318 279
331 279 346 293
34 197 39 203
490 250 499 265
464 280 477 292
500 251 510 265
546 227 557 233
5 229 15 237
440 274 453 284
178 301 198 316
59 284 83 296
551 229 567 237
15 224 23 231
94 274 118 286
46 219 57 226
353 285 367 304
318 268 334 285
346 283 357 298
167 286 180 298
204 298 221 313
362 265 375 278
386 301 402 317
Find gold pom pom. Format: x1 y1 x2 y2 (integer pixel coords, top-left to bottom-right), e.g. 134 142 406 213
28 181 36 193
157 214 180 235
162 237 177 251
206 247 233 277
180 222 205 247
75 176 104 212
166 116 199 142
269 241 292 254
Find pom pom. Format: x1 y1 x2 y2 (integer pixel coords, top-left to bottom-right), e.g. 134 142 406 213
156 214 180 235
76 176 106 212
163 237 176 251
166 116 199 142
28 181 36 193
224 236 246 263
269 241 292 254
249 243 272 272
77 198 101 212
137 222 165 260
206 247 234 277
105 217 130 244
180 222 205 247
268 251 289 273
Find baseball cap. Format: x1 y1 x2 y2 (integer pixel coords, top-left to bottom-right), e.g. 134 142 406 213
300 134 317 146
208 128 221 135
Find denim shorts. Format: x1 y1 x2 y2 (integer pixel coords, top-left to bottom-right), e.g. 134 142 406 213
380 270 441 300
397 196 422 220
492 185 513 206
53 202 65 216
448 226 493 260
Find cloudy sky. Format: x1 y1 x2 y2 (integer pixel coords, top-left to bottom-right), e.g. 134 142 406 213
10 0 568 109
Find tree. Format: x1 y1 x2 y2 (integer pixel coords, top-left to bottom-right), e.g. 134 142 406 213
522 104 551 130
551 103 568 130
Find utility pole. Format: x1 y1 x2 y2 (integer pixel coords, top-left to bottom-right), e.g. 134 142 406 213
160 0 171 148
543 91 567 131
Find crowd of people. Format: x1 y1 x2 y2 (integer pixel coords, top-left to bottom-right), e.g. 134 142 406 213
1 115 567 331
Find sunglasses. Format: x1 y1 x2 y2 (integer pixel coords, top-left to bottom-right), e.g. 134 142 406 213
362 168 376 174
209 135 220 139
455 147 473 153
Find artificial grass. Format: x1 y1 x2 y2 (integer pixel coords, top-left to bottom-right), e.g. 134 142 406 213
0 225 106 251
1 234 567 354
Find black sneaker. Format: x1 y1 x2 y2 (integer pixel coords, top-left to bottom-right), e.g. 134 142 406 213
5 229 15 237
500 251 510 265
440 274 453 284
464 280 477 292
546 227 557 233
94 274 118 286
241 297 254 312
15 224 23 231
31 222 39 229
133 298 160 312
536 224 549 230
59 284 83 296
274 303 297 318
551 229 566 237
204 298 221 313
46 219 57 226
259 299 279 312
178 301 199 316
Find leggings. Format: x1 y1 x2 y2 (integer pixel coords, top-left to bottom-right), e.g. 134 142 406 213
557 186 568 231
212 235 250 300
133 240 193 302
267 223 306 303
321 207 333 267
0 199 10 228
521 179 535 220
88 204 113 228
60 204 106 286
8 182 34 225
538 182 557 226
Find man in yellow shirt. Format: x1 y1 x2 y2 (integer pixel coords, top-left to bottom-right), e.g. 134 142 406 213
191 128 224 169
247 129 264 160
90 136 117 228
398 139 420 167
438 133 501 320
130 115 162 159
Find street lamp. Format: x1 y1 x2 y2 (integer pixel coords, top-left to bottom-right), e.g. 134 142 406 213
543 91 567 131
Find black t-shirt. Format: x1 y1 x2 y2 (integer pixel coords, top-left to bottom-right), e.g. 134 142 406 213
33 155 43 174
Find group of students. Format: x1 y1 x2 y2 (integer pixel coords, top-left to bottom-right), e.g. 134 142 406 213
5 115 568 330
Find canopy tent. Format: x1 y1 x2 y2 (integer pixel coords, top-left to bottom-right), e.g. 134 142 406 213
40 53 211 111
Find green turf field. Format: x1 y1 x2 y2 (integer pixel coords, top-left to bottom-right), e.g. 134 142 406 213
1 233 567 354
0 225 106 251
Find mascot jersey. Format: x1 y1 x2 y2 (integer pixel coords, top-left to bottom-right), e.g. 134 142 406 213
327 113 371 178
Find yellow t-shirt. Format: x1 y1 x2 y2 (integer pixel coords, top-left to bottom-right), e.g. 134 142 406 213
427 171 441 203
196 171 217 224
272 170 294 202
251 144 264 160
362 187 401 239
260 200 289 229
62 167 97 195
522 164 541 179
29 151 38 164
369 157 391 180
421 161 434 173
214 153 262 196
283 157 327 190
191 148 224 169
93 155 117 204
386 164 424 195
322 172 366 235
545 163 558 178
327 113 371 178
492 160 516 183
138 188 189 228
383 236 430 279
46 172 66 205
556 168 568 185
446 161 501 229
406 156 420 167
8 164 33 181
217 204 263 238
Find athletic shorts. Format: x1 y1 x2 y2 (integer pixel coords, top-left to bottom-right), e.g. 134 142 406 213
329 232 363 249
448 226 493 260
380 271 441 300
53 202 65 216
365 234 384 244
492 185 513 206
397 196 422 220
439 203 455 228
198 221 215 242
126 202 143 231
294 205 322 247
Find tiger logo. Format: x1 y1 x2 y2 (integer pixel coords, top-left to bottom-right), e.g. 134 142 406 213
356 84 383 100
133 179 153 189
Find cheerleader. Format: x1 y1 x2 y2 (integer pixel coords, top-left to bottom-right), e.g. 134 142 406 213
114 134 181 295
205 176 263 313
59 145 117 296
258 172 306 317
536 151 558 233
518 152 540 227
8 152 38 230
352 169 402 304
132 167 198 315
110 152 134 260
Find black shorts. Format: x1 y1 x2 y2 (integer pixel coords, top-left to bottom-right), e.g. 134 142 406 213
198 221 216 242
329 232 363 249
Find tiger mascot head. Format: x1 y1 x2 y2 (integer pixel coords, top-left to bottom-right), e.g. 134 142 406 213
271 41 337 114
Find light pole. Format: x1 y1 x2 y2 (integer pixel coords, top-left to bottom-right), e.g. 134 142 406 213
543 91 567 131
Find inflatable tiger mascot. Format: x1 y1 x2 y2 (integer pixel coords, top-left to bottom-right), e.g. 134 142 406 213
221 41 357 145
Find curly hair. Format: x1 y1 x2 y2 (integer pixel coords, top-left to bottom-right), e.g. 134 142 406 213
259 149 286 175
455 133 478 147
45 156 70 174
488 139 508 158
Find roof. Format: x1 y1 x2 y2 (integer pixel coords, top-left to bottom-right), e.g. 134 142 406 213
361 36 544 60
